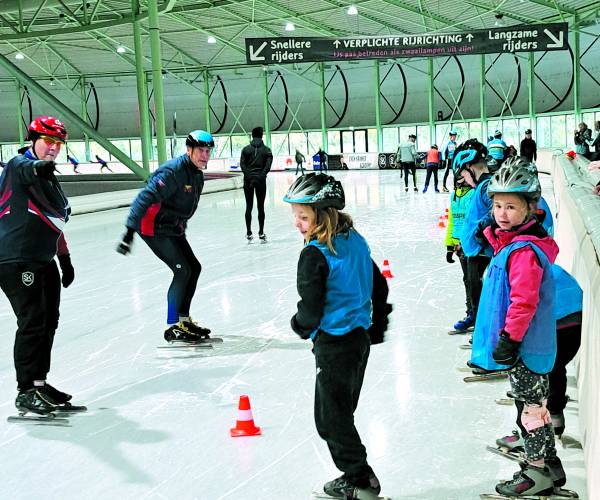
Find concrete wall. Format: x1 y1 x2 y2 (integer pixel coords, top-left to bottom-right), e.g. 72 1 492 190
549 152 600 498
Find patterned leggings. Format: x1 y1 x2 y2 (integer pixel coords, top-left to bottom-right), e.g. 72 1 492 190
509 361 557 462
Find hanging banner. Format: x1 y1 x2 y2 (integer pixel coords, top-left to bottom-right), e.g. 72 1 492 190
245 22 568 65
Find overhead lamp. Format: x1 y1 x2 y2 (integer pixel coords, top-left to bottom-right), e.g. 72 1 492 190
49 78 56 86
207 35 216 44
494 13 504 27
347 5 358 15
116 45 127 54
285 21 295 31
15 52 24 60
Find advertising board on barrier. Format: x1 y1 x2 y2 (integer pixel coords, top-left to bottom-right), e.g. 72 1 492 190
346 153 378 169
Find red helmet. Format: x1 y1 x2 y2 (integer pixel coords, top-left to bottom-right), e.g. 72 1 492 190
28 116 68 141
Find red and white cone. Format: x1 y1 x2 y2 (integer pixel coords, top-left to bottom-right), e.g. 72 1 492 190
230 395 261 437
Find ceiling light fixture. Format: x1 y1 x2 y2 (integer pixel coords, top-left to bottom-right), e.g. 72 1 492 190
347 5 358 15
49 78 56 86
285 21 295 31
494 13 504 27
116 45 126 54
15 52 24 60
207 35 216 44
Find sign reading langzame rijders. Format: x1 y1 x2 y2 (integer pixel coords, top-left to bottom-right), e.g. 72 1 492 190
245 23 568 65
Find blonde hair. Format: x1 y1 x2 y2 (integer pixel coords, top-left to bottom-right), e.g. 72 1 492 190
305 206 354 253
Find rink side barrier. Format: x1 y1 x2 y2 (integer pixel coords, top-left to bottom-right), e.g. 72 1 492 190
550 151 600 499
69 173 244 215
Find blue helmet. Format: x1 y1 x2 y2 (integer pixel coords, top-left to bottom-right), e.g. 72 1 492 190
283 173 345 209
452 139 487 174
186 130 214 148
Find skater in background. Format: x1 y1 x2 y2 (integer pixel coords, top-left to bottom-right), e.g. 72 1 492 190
444 161 476 332
520 129 537 163
294 149 305 175
284 173 392 499
116 130 214 344
240 127 272 242
471 162 565 497
96 154 113 173
441 130 458 192
398 133 418 192
0 116 77 414
316 147 328 173
66 154 80 174
422 144 440 193
487 130 507 168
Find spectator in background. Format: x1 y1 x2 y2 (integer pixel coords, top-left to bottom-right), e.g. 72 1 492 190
294 149 305 175
316 148 328 173
574 122 592 159
423 144 440 193
505 145 518 159
339 155 349 170
520 129 537 163
398 133 419 192
590 121 600 161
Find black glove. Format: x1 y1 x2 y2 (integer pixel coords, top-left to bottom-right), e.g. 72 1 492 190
492 331 520 366
116 227 135 255
57 254 74 288
446 246 455 264
368 303 393 345
34 160 56 178
475 215 493 240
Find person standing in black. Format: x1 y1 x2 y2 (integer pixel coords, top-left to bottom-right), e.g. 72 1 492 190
519 129 537 163
240 127 273 242
317 148 328 173
0 116 78 415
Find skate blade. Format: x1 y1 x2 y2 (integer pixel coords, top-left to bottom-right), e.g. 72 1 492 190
197 337 223 343
459 344 472 350
7 413 70 426
558 434 582 449
464 371 509 383
480 490 578 499
157 343 213 349
312 491 391 500
54 405 88 416
448 327 473 335
486 445 524 462
495 398 514 406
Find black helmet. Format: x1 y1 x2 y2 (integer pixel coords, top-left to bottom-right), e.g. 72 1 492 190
488 157 541 202
283 173 345 210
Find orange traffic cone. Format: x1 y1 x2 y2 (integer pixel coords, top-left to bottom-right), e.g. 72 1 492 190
438 216 446 228
230 395 261 437
381 259 394 279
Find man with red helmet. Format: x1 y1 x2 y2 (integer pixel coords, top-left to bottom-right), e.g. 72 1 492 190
0 116 82 417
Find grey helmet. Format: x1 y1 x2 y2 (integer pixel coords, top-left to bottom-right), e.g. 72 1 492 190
488 157 541 201
283 173 345 209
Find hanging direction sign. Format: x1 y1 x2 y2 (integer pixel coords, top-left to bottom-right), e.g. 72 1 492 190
245 22 568 65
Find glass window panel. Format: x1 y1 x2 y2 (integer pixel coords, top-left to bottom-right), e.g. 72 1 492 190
354 130 367 153
435 125 447 148
468 122 482 142
502 119 519 148
231 134 250 159
399 126 416 143
416 125 430 152
307 132 322 155
342 131 354 153
452 123 469 144
66 141 87 162
537 117 551 148
327 131 341 154
1 144 20 163
566 115 576 148
550 115 566 148
382 127 398 152
130 139 143 162
582 112 594 128
518 118 532 139
214 136 230 158
289 132 308 156
487 120 501 142
367 128 377 152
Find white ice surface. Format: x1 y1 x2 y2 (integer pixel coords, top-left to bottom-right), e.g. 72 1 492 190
0 171 587 500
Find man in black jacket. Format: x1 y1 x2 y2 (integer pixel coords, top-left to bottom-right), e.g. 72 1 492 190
0 116 77 415
240 127 273 242
519 129 537 163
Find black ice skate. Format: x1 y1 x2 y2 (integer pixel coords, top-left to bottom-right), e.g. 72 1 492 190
162 322 221 348
8 388 70 425
43 382 72 404
464 367 509 383
258 232 267 243
246 232 253 242
313 474 390 500
487 430 525 462
551 412 565 438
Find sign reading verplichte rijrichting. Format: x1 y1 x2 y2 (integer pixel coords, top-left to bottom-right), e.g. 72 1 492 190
245 23 568 65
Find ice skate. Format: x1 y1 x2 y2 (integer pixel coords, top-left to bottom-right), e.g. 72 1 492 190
448 313 474 334
43 382 72 404
487 430 525 462
313 474 390 499
464 368 509 383
8 388 70 425
258 232 267 243
551 412 565 438
246 232 253 242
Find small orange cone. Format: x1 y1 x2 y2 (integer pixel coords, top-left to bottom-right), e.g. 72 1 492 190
381 259 394 279
438 216 446 228
230 395 261 437
445 208 449 213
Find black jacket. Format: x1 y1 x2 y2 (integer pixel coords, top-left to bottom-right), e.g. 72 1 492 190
519 138 537 162
126 154 204 237
0 151 70 264
240 138 273 183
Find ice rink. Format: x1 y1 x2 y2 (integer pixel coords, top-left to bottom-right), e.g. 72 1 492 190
0 170 587 500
